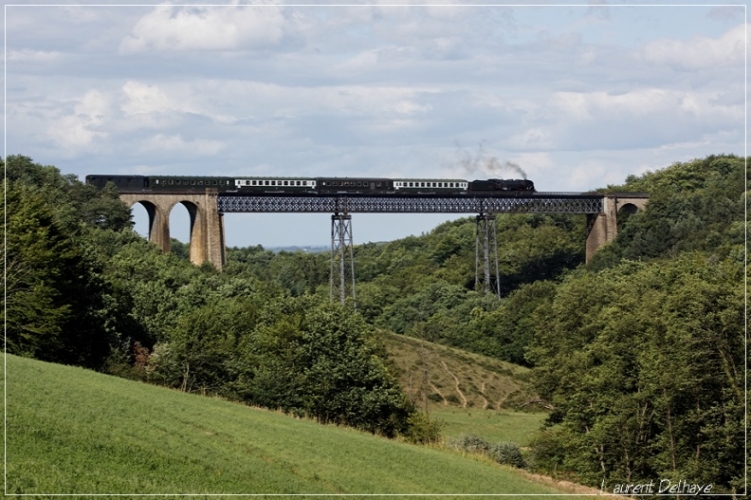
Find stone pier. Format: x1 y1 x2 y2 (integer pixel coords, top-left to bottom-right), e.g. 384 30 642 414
586 194 649 263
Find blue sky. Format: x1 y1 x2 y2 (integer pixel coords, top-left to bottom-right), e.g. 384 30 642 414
5 1 746 247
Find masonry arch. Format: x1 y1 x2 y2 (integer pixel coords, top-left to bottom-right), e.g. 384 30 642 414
618 202 640 216
167 200 206 266
118 191 225 270
127 199 170 253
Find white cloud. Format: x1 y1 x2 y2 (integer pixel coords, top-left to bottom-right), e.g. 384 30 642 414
7 49 66 62
566 160 626 191
639 23 745 70
121 80 175 115
48 90 110 151
140 134 225 156
553 88 741 123
509 152 553 178
119 5 285 53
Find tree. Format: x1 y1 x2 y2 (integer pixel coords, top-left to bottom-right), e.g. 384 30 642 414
526 255 744 492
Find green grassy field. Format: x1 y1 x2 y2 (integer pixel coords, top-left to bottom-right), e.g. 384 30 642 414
430 408 548 446
6 354 592 498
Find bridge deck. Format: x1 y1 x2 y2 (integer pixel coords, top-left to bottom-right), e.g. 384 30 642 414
216 193 604 214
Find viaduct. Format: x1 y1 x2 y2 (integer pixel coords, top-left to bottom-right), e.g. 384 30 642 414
118 190 648 273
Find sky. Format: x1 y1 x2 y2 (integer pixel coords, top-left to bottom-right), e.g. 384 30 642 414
4 0 747 248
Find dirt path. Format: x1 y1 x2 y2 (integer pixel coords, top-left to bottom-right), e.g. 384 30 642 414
440 360 467 408
479 382 489 410
517 470 626 497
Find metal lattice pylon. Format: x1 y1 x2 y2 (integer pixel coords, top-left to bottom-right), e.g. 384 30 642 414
475 213 501 296
330 214 357 308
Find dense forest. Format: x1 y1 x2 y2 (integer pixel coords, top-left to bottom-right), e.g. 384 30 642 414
4 154 746 494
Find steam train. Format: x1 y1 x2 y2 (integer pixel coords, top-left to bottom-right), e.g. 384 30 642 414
86 175 535 196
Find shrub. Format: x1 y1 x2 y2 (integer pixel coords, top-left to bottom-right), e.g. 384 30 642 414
404 411 443 444
450 434 491 453
489 442 525 468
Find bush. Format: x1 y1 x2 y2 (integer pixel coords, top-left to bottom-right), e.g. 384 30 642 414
489 442 525 468
449 435 525 469
450 434 491 454
404 411 443 444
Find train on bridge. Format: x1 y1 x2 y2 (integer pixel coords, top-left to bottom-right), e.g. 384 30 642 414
86 175 535 196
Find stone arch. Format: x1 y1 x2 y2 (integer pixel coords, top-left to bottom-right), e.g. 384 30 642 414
586 194 649 264
166 199 206 266
618 202 640 216
119 191 225 270
123 198 170 253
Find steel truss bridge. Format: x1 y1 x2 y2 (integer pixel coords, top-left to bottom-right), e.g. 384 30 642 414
217 192 604 214
215 192 607 305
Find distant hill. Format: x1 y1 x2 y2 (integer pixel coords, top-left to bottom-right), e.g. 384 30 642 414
268 245 329 253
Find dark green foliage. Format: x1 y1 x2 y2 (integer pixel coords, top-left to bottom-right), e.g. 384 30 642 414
403 411 443 444
590 155 745 269
170 238 190 261
146 297 415 437
225 246 328 296
3 157 130 368
489 442 525 468
470 280 558 366
526 255 744 492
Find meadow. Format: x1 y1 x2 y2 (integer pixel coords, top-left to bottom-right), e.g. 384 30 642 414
430 408 547 446
6 354 592 498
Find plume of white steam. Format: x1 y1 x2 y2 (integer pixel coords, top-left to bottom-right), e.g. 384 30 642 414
455 142 527 180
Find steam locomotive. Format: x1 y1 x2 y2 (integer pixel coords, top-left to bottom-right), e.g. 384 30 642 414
86 175 535 196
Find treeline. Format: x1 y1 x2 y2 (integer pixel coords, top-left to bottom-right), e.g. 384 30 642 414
3 155 426 439
523 155 745 493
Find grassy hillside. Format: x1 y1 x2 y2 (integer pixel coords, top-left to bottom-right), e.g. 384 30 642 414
381 332 547 447
382 332 535 410
6 354 591 497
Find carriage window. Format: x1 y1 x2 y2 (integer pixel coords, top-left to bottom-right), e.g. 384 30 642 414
303 181 308 186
